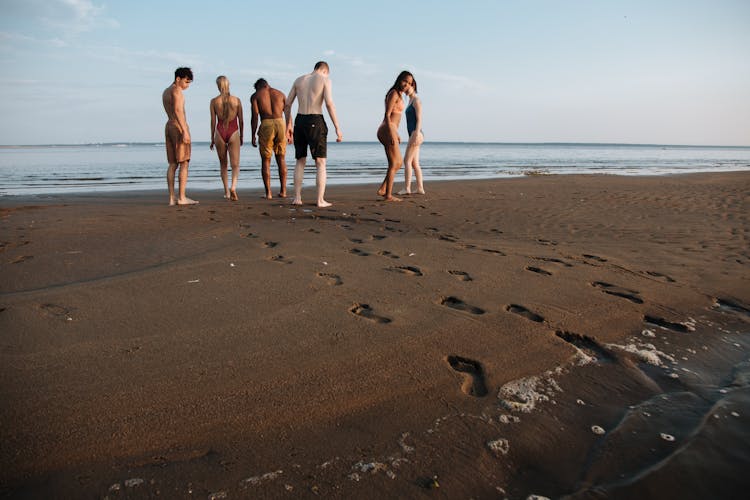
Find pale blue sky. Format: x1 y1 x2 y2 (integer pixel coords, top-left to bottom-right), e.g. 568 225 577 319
0 0 748 145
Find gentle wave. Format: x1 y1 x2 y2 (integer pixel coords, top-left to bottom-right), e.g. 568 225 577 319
1 142 749 196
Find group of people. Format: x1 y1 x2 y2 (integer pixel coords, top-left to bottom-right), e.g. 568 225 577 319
161 62 424 207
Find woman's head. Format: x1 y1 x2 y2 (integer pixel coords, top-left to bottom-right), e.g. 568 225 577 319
390 71 415 94
216 75 230 95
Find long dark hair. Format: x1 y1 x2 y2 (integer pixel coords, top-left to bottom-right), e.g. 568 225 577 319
388 70 414 95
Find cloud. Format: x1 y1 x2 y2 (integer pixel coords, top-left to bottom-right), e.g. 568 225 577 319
3 0 118 36
412 68 492 94
322 50 379 76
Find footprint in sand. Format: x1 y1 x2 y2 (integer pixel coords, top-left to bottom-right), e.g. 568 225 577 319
370 234 387 241
317 272 343 286
482 248 506 256
592 281 643 304
645 270 676 283
535 256 573 268
537 238 558 246
555 330 615 363
714 298 750 318
11 255 33 264
388 265 423 276
40 303 72 320
349 303 391 324
583 254 607 262
378 250 400 259
438 234 458 242
349 248 370 257
308 228 321 234
448 270 473 282
269 255 292 264
506 304 544 323
525 266 552 276
440 296 485 315
263 241 278 248
447 355 488 397
245 232 259 239
348 238 364 244
644 315 691 333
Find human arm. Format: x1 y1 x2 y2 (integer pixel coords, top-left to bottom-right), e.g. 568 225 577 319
209 99 216 150
237 98 244 146
174 87 190 144
250 94 259 148
323 79 343 142
408 97 422 146
384 89 401 145
285 84 297 143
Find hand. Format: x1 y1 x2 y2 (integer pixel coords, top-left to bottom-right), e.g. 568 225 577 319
251 137 257 148
336 131 343 143
210 141 214 151
183 131 191 144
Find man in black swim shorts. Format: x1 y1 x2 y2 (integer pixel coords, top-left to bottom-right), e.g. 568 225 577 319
285 61 343 208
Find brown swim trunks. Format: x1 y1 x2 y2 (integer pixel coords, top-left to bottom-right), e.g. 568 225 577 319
257 118 286 159
165 120 191 164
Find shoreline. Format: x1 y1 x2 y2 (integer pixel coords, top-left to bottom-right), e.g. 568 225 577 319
1 172 749 497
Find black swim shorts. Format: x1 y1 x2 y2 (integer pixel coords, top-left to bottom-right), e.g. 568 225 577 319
294 114 328 159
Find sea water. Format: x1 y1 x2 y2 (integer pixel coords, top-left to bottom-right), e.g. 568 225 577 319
0 142 748 196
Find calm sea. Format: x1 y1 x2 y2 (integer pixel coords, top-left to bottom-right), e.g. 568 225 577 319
1 142 749 197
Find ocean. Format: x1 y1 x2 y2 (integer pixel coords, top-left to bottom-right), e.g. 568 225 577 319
1 142 749 197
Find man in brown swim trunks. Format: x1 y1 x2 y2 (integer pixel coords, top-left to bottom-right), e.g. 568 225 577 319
162 67 198 206
250 78 288 199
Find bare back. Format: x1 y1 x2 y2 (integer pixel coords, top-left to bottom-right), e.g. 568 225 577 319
210 95 241 124
162 85 182 123
252 87 286 119
290 72 329 114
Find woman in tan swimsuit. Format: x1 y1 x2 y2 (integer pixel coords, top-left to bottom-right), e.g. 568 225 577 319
376 71 414 201
210 76 244 200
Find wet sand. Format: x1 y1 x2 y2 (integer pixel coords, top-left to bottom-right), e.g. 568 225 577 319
1 173 749 499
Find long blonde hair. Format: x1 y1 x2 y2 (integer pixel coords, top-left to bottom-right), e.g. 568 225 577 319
216 75 231 122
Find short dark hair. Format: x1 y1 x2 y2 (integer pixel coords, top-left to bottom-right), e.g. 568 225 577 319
254 78 268 90
314 61 329 71
175 67 193 81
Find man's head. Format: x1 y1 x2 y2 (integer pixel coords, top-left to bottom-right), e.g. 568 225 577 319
254 78 269 91
313 61 329 74
174 67 193 89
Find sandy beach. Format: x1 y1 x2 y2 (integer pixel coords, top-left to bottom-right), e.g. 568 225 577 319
1 173 749 498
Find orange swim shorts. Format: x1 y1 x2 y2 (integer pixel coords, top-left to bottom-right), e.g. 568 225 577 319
257 118 286 159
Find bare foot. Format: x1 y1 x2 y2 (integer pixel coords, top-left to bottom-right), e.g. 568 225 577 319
278 191 287 198
291 198 303 206
230 189 239 201
317 200 332 208
377 187 386 197
383 196 402 202
262 193 273 200
416 188 425 195
177 197 199 205
223 192 230 200
169 198 176 206
397 189 411 195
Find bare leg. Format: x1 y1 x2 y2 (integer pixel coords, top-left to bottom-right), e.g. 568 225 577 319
275 153 287 198
215 133 230 199
413 146 425 194
379 142 403 202
228 132 241 200
315 157 331 207
176 161 198 205
292 157 305 205
167 163 178 206
399 145 414 195
261 156 273 199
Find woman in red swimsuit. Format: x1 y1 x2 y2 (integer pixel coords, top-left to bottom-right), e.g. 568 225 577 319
210 76 244 200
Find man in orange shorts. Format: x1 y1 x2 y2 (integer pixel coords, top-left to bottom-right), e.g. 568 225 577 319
162 67 198 206
250 79 288 199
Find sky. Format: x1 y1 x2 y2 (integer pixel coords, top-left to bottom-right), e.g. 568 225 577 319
0 0 748 146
